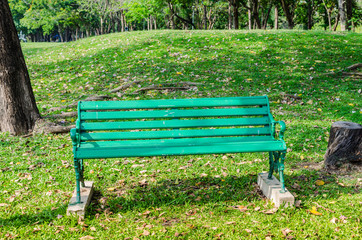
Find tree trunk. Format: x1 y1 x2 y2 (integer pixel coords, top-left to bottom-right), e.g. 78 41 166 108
345 0 352 31
333 13 340 31
120 11 124 32
228 0 232 29
338 0 346 31
262 3 272 29
203 5 207 30
274 6 278 29
280 0 294 29
0 0 40 135
168 3 176 29
307 2 313 30
233 0 239 29
324 121 362 169
248 9 252 30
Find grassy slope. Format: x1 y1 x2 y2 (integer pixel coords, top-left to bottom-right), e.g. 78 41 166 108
0 30 361 239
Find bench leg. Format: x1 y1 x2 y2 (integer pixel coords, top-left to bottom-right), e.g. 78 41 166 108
268 152 274 179
278 151 286 193
79 159 85 188
272 151 280 174
73 158 82 204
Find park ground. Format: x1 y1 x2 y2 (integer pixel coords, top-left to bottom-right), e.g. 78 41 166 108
0 30 361 239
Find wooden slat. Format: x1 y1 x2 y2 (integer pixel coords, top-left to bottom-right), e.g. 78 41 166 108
80 136 274 149
75 141 286 159
81 107 269 121
80 117 270 131
80 127 271 141
80 96 268 110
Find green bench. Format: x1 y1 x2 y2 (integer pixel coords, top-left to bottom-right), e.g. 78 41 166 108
70 96 287 204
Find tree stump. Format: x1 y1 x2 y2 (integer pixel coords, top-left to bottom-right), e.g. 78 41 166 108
324 121 362 169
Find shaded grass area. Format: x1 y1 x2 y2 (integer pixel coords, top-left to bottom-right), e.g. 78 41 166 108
0 30 361 239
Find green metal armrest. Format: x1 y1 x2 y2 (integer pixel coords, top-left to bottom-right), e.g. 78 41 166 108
70 128 79 146
272 120 286 140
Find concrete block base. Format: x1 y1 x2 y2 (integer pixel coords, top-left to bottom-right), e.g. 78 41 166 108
67 181 94 217
257 173 294 207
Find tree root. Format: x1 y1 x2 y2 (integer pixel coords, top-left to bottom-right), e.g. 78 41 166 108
32 119 75 134
109 79 146 93
46 111 77 118
49 95 110 112
129 82 200 95
346 63 362 71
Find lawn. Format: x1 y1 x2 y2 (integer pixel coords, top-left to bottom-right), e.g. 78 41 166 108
0 30 361 239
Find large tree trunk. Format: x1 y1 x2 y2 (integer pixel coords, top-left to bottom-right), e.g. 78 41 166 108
280 0 294 29
325 121 362 169
338 0 346 31
233 0 239 29
0 0 40 135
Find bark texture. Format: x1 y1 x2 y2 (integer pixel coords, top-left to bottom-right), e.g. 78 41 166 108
0 0 40 135
324 121 362 169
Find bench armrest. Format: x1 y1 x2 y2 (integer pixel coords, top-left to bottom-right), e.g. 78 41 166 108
271 120 286 140
70 128 79 146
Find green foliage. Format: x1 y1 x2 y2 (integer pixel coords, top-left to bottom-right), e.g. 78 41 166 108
1 30 361 239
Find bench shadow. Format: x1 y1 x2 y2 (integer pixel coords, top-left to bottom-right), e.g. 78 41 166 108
0 203 67 228
86 170 360 218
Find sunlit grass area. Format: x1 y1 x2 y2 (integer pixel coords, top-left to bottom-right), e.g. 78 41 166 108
1 30 361 239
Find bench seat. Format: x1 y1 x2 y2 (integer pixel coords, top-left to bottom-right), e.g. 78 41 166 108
75 136 286 159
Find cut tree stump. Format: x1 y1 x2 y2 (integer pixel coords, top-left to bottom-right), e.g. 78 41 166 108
324 121 362 169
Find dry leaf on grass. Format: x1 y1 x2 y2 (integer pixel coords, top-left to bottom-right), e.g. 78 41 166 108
264 207 278 214
79 236 95 240
310 206 322 216
282 228 293 236
315 180 325 186
225 221 236 225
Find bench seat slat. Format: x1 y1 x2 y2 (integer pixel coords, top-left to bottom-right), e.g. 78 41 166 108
80 96 268 110
80 136 275 149
80 127 271 141
81 107 269 120
80 117 270 131
75 140 286 159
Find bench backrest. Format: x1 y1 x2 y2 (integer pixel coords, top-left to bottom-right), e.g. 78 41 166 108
74 96 273 144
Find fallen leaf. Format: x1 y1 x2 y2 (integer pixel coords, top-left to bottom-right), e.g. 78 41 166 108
295 200 302 207
107 187 115 192
245 229 252 233
0 203 9 207
200 173 208 177
282 228 293 236
79 236 95 240
143 230 150 236
330 217 338 224
264 208 278 214
315 180 325 186
310 206 322 216
225 221 235 225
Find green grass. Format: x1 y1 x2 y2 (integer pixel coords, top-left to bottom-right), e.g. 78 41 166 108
1 30 361 239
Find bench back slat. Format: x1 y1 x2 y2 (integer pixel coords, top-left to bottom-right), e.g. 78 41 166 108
80 96 268 110
80 127 271 141
80 117 270 131
81 106 269 121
